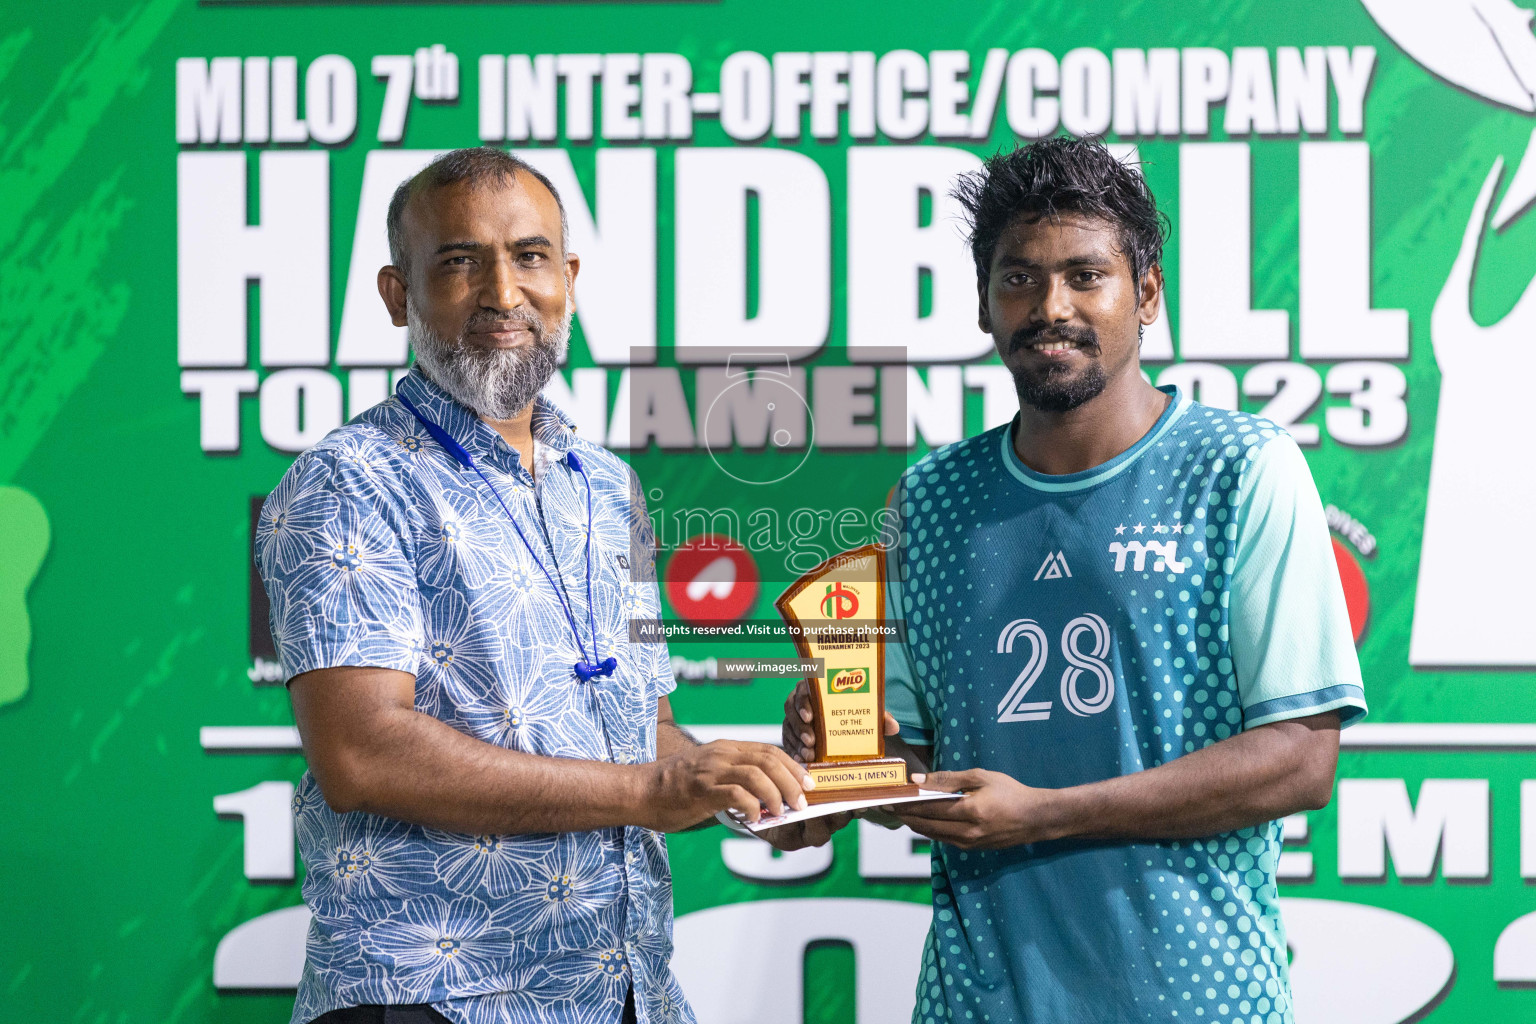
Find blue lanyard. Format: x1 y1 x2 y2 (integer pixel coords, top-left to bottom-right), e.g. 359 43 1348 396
396 392 617 682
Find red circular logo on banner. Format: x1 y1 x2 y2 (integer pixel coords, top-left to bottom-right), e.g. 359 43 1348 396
664 536 760 625
1331 537 1370 644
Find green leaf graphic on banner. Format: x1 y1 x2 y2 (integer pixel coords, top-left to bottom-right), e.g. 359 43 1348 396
0 486 49 708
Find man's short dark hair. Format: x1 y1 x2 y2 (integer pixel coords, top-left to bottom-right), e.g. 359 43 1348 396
952 136 1168 292
386 147 569 279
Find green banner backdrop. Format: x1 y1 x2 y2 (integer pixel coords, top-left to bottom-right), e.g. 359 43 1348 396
4 0 1536 1020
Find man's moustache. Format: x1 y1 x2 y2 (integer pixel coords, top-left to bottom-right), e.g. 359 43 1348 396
1009 325 1100 353
463 310 544 339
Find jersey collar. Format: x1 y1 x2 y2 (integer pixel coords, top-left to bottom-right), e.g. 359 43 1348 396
1000 386 1189 493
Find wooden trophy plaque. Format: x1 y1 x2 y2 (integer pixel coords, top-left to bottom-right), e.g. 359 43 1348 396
775 544 919 805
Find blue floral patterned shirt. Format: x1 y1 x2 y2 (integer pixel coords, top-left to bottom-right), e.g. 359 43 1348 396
256 368 693 1024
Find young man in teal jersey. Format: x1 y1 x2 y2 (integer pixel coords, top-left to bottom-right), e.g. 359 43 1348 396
775 137 1366 1023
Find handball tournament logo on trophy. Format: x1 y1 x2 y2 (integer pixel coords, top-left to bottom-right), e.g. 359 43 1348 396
820 581 860 619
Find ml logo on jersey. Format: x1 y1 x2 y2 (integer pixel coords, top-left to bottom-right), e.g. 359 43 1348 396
1108 540 1190 573
1033 551 1072 581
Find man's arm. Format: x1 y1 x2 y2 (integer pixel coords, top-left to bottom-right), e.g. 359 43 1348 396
893 711 1339 849
290 667 812 832
656 695 699 759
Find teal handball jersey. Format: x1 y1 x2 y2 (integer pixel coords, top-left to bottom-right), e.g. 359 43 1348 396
885 387 1366 1024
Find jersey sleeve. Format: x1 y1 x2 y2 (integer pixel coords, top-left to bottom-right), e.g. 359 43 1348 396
256 450 424 684
882 489 936 746
1229 435 1367 729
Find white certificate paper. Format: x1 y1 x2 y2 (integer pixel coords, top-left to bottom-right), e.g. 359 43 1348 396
716 789 963 835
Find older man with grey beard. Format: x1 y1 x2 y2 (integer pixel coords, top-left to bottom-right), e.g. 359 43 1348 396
255 147 811 1024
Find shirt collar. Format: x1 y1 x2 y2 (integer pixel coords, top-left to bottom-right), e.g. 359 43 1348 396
530 392 578 451
394 367 579 470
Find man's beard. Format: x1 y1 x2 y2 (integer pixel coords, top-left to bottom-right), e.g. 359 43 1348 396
408 304 570 421
1007 322 1108 413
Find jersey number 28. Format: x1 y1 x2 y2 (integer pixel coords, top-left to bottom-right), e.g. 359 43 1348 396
996 614 1115 722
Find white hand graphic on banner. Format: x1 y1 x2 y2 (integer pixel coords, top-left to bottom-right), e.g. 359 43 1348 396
1360 0 1536 111
1360 0 1536 227
1411 156 1536 665
1363 0 1536 664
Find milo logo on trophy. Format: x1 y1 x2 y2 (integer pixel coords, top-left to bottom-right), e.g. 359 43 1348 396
775 544 919 805
827 667 870 693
